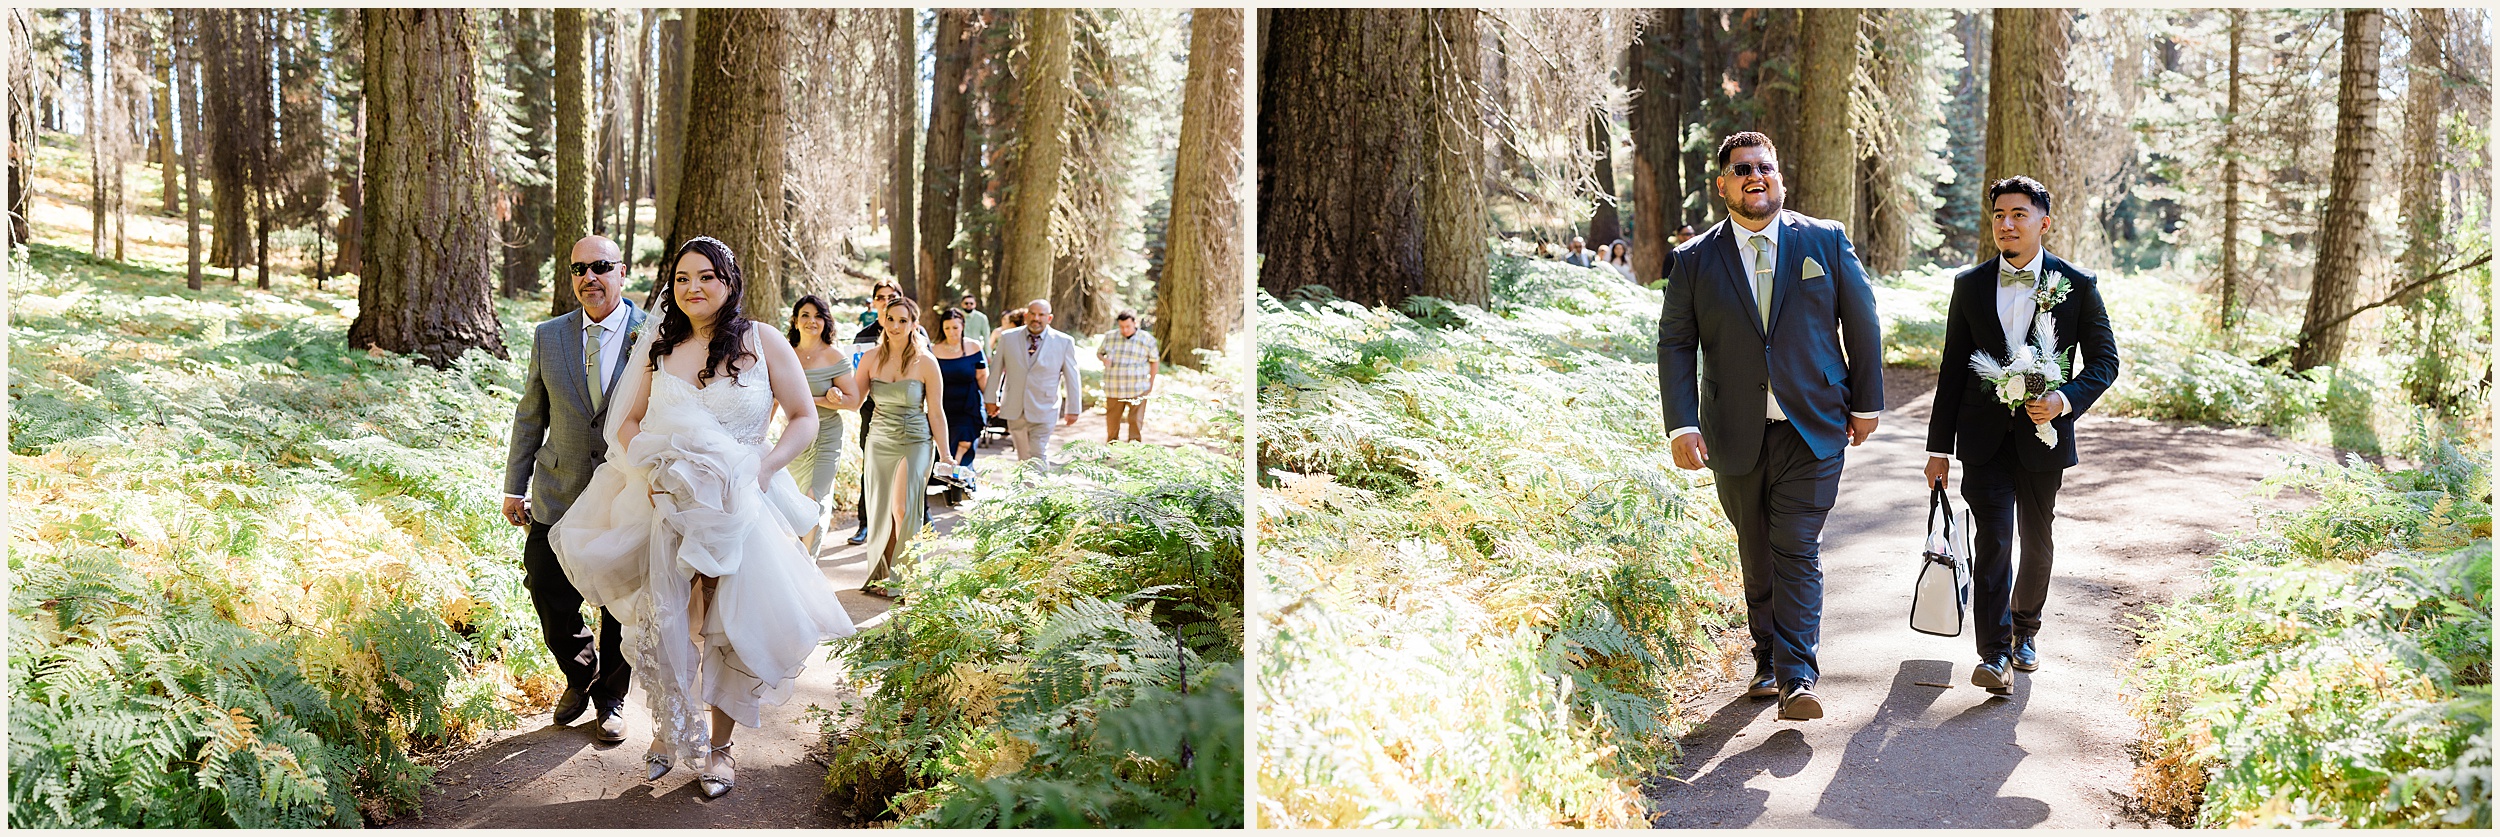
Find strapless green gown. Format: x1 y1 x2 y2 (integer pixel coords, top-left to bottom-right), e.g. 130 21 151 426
862 378 932 587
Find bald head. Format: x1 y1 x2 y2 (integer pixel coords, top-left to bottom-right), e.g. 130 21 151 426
569 236 627 320
1024 299 1053 333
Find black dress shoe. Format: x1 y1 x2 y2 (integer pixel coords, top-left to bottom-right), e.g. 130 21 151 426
594 707 627 743
1777 681 1823 720
2011 634 2039 672
1971 655 2013 694
1746 667 1779 699
847 528 869 545
551 687 590 725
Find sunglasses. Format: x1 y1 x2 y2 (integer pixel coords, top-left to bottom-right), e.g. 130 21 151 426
569 260 621 276
1724 161 1779 178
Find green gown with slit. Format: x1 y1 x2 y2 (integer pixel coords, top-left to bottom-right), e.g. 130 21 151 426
861 378 932 587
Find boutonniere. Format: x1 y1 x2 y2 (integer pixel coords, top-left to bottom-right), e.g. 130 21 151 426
2033 271 2073 313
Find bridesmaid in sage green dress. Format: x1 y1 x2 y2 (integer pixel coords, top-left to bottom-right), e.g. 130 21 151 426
859 297 949 597
785 295 860 553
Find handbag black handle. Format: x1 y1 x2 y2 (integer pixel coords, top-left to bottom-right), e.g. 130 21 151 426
1924 483 1958 562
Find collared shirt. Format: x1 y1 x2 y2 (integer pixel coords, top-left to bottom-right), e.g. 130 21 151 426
1667 217 1878 443
1098 328 1158 399
1927 249 2069 461
961 308 991 344
583 303 630 395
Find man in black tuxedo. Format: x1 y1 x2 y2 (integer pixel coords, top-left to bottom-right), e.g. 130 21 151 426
1659 132 1885 721
1922 176 2121 694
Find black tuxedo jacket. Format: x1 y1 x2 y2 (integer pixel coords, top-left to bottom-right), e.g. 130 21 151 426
1658 210 1885 476
1924 253 2121 471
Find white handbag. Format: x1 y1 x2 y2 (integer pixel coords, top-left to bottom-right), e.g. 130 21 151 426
1911 483 1973 637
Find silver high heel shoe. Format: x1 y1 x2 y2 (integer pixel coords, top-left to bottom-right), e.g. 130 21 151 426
644 741 673 782
697 742 735 798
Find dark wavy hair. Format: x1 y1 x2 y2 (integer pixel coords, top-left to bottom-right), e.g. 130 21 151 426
650 236 757 388
787 294 835 348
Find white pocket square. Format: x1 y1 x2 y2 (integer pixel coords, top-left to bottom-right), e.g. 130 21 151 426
1802 257 1827 280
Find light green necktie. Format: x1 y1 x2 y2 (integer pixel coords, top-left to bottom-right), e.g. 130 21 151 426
2001 266 2036 288
1750 234 1774 330
584 322 605 412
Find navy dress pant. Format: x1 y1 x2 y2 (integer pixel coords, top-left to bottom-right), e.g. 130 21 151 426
1711 420 1844 688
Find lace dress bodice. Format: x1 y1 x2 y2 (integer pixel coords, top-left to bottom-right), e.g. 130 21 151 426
650 356 776 446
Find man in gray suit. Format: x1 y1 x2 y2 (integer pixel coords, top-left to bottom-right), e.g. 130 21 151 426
1658 131 1884 721
986 299 1082 465
503 235 649 742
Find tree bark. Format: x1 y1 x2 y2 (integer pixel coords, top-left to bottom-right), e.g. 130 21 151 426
83 8 105 258
998 8 1071 311
1759 9 1802 161
1419 7 1488 307
1258 9 1428 308
350 8 505 366
553 7 593 315
672 8 790 320
651 13 689 254
891 7 920 306
1982 8 2070 263
1794 9 1858 225
920 8 974 308
2291 10 2385 371
1628 10 1682 286
2218 9 2245 332
1156 7 1244 369
2398 8 2447 305
153 16 177 216
178 11 201 289
334 96 363 279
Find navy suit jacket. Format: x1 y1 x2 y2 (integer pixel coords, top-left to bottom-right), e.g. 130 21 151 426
1924 253 2120 471
1657 210 1885 477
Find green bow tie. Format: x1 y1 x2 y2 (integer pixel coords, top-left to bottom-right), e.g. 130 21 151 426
2000 267 2036 288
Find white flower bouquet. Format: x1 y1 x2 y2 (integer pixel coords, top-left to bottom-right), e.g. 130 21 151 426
1968 312 2069 448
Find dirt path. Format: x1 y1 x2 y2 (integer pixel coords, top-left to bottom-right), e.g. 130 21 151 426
1645 386 2327 829
388 408 1208 828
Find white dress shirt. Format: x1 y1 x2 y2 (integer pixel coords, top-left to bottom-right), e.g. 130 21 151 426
1928 249 2069 461
1668 217 1878 443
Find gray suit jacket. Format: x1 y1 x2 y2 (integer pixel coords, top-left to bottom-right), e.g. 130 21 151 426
1657 210 1884 477
505 301 651 525
986 326 1083 422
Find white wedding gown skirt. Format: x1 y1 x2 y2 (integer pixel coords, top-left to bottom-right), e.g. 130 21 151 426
552 341 855 766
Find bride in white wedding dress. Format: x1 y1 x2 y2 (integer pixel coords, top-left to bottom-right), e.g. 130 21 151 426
552 236 856 799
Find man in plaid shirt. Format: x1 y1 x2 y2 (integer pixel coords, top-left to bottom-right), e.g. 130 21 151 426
1097 310 1158 442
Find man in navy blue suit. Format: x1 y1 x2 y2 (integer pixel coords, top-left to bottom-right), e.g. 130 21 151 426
1922 176 2120 695
1658 132 1886 721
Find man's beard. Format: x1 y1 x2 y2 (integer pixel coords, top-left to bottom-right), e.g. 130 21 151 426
1727 187 1784 224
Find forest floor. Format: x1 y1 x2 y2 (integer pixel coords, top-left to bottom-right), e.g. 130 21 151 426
386 412 1211 828
1643 381 2330 829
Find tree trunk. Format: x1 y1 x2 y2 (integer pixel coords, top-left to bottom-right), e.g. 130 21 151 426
2291 10 2384 372
891 7 919 306
333 98 363 278
1587 107 1621 248
179 12 201 289
998 8 1071 311
154 18 177 216
350 8 505 366
553 8 594 315
2218 9 2245 332
651 13 690 254
1258 9 1428 308
2398 8 2447 302
1419 7 1488 307
1628 10 1682 286
1681 9 1716 229
672 8 790 320
1981 8 2070 263
1156 6 1244 369
1794 9 1858 224
201 11 253 273
84 8 106 258
920 8 974 308
501 8 553 300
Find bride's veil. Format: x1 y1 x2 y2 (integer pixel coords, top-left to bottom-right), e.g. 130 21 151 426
604 306 660 451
